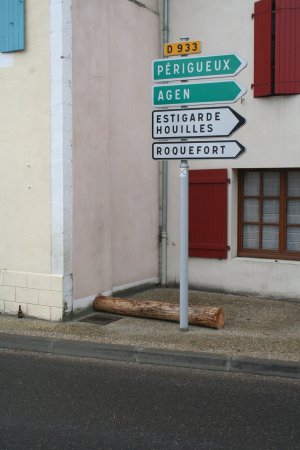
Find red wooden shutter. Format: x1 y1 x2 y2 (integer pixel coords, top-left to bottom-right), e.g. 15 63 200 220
275 0 300 93
189 169 228 259
253 0 273 97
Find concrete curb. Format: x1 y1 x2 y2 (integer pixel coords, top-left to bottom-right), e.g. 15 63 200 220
0 333 299 379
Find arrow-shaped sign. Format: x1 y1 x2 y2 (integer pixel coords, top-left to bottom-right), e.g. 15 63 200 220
152 107 246 139
153 80 247 107
152 140 246 160
153 53 247 82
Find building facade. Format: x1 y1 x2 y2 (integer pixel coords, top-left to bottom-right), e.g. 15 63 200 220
0 0 160 320
162 0 300 300
0 0 299 321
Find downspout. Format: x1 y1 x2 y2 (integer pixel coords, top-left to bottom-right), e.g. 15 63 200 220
161 0 169 286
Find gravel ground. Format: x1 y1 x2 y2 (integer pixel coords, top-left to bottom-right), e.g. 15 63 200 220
0 288 299 362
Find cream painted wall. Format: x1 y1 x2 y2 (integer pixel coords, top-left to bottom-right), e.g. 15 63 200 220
0 0 51 274
72 0 160 300
164 0 300 299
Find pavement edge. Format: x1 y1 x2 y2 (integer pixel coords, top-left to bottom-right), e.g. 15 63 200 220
0 333 299 379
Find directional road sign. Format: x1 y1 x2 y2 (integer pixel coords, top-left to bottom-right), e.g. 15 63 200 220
153 53 247 82
152 140 246 160
152 107 246 139
153 80 247 107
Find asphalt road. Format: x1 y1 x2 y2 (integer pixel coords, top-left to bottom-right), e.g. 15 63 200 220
0 350 300 450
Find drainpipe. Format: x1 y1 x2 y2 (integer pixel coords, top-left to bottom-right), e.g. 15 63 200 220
161 0 169 286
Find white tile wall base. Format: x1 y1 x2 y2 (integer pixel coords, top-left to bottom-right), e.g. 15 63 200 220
0 270 64 321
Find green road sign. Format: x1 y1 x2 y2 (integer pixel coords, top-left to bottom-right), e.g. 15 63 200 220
152 53 247 82
153 80 247 107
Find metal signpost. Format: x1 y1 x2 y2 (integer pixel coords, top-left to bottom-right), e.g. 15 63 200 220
151 43 247 332
179 159 189 331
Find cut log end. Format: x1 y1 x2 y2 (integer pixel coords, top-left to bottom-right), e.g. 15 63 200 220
93 295 225 329
215 307 225 330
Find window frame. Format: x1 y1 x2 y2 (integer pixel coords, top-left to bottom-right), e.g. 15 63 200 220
238 169 300 260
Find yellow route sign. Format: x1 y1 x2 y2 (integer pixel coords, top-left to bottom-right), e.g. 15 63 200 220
163 40 201 57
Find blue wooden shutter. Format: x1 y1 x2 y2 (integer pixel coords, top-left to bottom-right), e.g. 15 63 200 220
189 169 228 259
0 0 24 53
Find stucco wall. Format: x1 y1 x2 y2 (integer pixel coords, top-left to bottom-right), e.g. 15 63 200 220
0 1 65 320
72 0 160 301
164 0 300 299
0 0 51 274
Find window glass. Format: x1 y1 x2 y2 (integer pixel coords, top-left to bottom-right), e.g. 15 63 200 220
243 224 259 249
288 171 300 197
244 172 260 196
263 199 279 223
262 225 279 250
263 171 280 196
287 227 300 251
287 199 300 225
244 199 260 222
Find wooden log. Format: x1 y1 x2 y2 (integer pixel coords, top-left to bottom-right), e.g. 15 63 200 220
93 295 224 329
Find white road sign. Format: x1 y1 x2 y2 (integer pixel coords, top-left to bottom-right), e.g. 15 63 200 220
152 107 246 139
152 140 245 160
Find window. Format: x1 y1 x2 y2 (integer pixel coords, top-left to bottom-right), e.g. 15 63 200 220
253 0 300 97
238 169 300 259
189 169 228 259
0 0 25 53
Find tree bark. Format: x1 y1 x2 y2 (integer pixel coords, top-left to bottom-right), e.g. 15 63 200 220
93 295 224 329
